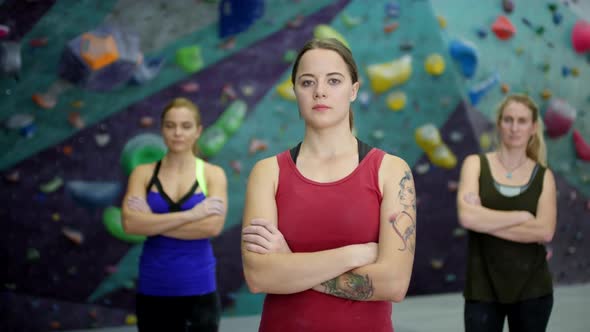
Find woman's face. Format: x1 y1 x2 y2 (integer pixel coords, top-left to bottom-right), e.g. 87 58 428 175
161 106 201 153
498 101 537 149
293 49 359 130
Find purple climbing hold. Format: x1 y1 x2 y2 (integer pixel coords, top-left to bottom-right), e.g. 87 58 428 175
502 0 514 14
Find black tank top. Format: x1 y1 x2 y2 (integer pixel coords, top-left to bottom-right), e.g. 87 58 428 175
463 154 553 303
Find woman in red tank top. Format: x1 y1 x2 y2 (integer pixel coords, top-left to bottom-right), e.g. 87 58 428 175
241 38 417 332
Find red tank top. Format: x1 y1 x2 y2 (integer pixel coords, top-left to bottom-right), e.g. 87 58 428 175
258 148 393 332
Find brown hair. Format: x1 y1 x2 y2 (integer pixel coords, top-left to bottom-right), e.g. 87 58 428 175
161 97 202 156
291 38 359 131
494 94 547 166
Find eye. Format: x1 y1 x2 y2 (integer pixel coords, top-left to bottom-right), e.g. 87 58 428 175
301 80 314 87
328 78 341 85
165 123 175 129
183 123 193 129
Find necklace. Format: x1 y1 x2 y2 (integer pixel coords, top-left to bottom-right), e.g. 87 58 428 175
496 151 527 179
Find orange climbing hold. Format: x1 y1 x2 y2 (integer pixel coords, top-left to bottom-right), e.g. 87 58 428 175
491 15 515 40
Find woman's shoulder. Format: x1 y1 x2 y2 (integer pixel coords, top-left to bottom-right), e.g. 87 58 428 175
202 160 227 181
380 153 411 176
131 162 157 177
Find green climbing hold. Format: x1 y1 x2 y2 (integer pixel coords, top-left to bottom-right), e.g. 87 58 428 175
120 133 167 175
103 206 146 243
198 126 227 158
217 100 247 135
176 45 204 73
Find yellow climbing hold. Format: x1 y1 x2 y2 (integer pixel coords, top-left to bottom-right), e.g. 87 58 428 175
415 123 457 169
425 53 445 76
480 132 492 150
313 24 350 48
386 91 407 111
125 314 137 325
276 79 296 101
437 15 447 29
366 55 412 94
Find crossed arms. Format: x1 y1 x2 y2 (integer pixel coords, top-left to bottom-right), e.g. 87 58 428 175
121 162 228 240
241 155 416 302
456 154 556 243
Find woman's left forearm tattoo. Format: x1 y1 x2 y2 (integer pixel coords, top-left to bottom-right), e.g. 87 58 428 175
321 272 374 300
390 171 416 254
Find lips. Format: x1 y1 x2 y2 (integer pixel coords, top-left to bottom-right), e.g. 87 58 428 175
312 104 330 111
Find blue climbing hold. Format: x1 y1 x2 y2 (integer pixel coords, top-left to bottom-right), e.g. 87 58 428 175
219 0 264 39
468 73 499 106
449 39 479 78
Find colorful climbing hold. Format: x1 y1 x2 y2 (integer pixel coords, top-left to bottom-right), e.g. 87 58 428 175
540 88 552 100
424 53 445 76
500 83 510 94
415 124 457 169
341 14 363 28
573 129 590 161
383 22 399 34
276 79 296 101
175 45 203 73
491 15 516 40
366 55 412 94
62 227 84 245
120 133 167 175
40 177 64 193
544 98 577 138
386 91 407 111
449 39 478 78
103 206 146 243
572 20 590 54
502 0 514 14
313 25 349 48
437 15 447 29
468 73 499 106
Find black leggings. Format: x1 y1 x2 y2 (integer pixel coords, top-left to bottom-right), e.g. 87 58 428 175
136 292 221 332
464 294 553 332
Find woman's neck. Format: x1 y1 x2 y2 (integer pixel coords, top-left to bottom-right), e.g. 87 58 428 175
496 145 528 167
162 151 195 170
301 126 356 159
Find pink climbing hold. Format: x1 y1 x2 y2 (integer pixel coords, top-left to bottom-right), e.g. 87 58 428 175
491 15 516 40
571 20 590 54
543 98 576 138
573 129 590 162
0 24 9 38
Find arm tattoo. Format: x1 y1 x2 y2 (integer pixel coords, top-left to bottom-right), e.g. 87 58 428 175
321 272 374 300
398 171 416 211
390 212 416 254
390 171 417 254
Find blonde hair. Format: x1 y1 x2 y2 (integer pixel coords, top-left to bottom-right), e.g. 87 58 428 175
494 94 547 166
161 97 202 156
291 38 358 131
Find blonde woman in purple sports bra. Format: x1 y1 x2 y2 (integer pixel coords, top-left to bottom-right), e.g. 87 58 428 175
122 97 228 332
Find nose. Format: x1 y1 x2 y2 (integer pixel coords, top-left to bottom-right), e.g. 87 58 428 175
314 82 326 99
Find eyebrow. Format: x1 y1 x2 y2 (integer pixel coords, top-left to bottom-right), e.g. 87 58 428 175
297 72 345 80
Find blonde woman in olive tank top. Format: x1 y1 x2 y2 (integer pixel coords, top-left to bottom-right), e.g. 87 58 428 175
457 94 557 332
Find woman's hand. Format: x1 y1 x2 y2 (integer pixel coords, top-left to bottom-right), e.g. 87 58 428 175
126 196 152 213
188 197 225 220
242 219 292 254
463 192 481 206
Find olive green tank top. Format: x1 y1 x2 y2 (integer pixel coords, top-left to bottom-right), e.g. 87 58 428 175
463 154 553 303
